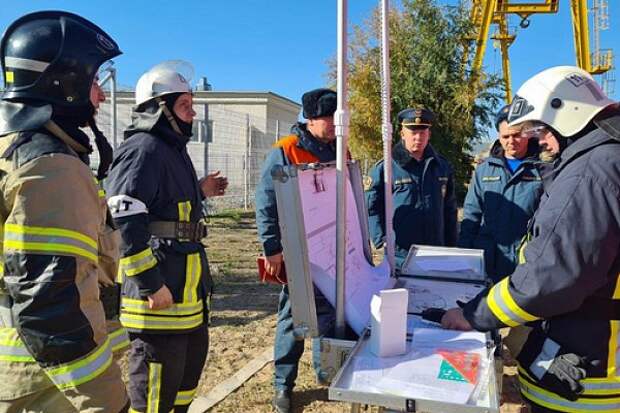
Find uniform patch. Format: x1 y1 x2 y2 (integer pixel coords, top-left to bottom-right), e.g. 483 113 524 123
394 178 413 185
438 176 448 182
482 176 501 182
521 175 541 181
108 195 149 218
363 175 373 191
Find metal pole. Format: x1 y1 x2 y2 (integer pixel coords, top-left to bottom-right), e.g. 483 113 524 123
110 68 118 149
275 119 280 143
380 0 395 275
203 102 210 177
335 0 350 339
244 114 250 211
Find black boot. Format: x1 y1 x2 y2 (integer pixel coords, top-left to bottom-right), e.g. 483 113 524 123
273 389 292 413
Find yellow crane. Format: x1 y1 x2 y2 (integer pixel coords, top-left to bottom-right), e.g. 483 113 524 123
467 0 614 102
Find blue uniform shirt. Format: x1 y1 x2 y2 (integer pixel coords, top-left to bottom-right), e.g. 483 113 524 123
365 142 458 269
458 139 543 282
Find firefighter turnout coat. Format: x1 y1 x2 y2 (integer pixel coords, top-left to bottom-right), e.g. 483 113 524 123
463 114 620 412
105 118 212 335
0 128 127 411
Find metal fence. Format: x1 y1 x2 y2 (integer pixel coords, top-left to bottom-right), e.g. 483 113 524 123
90 86 297 214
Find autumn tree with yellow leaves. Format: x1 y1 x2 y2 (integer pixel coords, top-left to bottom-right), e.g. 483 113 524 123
332 0 502 200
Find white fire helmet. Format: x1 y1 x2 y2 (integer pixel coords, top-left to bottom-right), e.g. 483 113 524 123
135 60 194 106
507 66 615 137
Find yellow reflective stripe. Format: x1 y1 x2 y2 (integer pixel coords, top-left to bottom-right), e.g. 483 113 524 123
109 327 130 353
93 177 105 198
183 253 201 303
518 366 620 396
3 240 98 263
121 297 204 316
116 265 123 283
175 387 197 406
45 338 113 390
518 238 527 265
177 201 191 222
486 277 538 327
4 224 98 263
147 362 162 413
487 281 519 327
608 321 619 378
613 274 620 299
0 328 35 362
4 224 97 249
5 72 14 83
519 374 620 411
120 312 203 331
499 277 538 322
120 248 158 277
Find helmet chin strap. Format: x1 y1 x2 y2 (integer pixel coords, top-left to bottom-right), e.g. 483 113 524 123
44 120 89 154
88 118 114 180
156 97 183 135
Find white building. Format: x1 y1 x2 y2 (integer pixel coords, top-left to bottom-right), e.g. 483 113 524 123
93 90 301 210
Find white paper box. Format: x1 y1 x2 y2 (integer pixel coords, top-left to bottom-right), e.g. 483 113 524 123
369 288 408 357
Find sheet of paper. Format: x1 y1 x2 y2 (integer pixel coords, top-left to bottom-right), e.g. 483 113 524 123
396 277 484 314
375 349 476 405
298 168 392 334
338 330 491 407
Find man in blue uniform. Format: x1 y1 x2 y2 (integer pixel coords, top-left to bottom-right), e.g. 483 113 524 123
442 66 620 413
255 88 339 413
365 107 457 269
458 105 543 283
106 61 227 413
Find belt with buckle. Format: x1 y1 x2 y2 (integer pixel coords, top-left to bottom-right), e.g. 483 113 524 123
148 221 208 242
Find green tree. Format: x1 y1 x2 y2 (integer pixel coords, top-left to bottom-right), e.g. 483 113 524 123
332 0 502 201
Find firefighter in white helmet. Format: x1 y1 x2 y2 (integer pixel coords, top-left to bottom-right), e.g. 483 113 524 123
105 61 228 412
442 66 620 413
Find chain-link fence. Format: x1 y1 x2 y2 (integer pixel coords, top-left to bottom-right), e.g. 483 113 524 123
90 90 297 214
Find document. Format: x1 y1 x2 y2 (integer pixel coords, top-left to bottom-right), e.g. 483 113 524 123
396 277 484 314
297 168 392 334
337 329 492 406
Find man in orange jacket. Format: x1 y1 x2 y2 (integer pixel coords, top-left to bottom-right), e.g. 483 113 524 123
255 88 337 413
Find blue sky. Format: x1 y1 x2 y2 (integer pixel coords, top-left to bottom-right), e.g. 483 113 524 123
1 1 618 106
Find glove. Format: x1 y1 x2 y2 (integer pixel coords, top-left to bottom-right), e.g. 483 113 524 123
539 353 588 401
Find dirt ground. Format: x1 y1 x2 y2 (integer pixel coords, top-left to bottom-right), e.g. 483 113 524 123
189 210 529 412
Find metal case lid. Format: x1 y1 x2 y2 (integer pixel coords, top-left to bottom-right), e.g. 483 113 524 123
400 245 486 283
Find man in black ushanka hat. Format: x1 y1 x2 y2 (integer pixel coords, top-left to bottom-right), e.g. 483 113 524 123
255 88 343 413
365 106 458 268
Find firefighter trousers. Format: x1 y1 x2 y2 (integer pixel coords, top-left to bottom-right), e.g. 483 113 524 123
127 324 208 413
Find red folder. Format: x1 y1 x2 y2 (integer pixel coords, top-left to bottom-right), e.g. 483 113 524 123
256 256 288 285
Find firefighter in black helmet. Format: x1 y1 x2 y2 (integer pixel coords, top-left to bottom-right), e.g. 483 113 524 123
0 11 128 413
